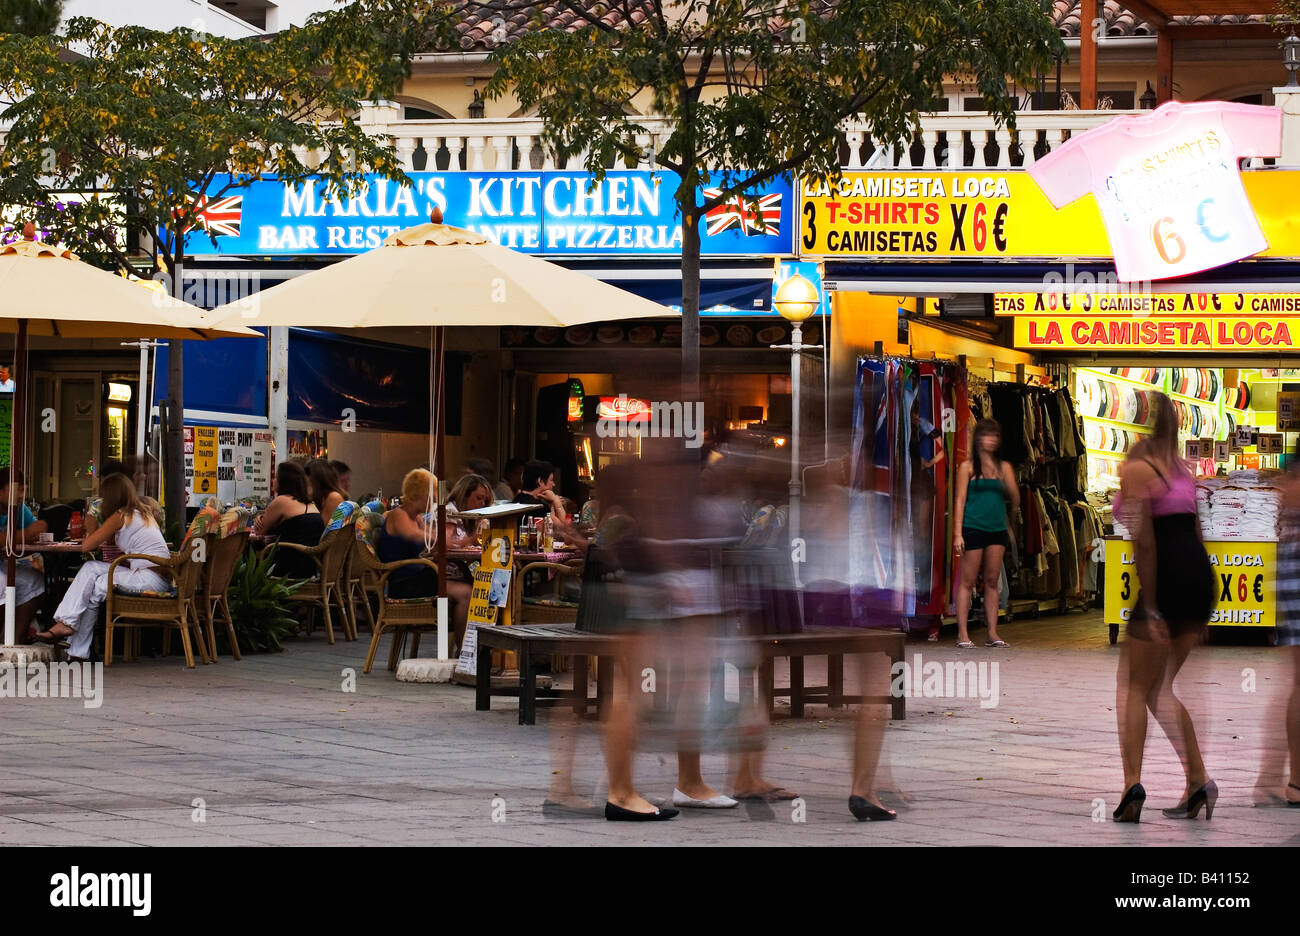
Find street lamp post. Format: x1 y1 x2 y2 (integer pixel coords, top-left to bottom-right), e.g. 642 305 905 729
1285 33 1300 88
772 272 822 589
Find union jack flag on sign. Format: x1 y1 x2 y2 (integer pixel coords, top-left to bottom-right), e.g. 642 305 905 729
701 189 781 237
183 194 244 238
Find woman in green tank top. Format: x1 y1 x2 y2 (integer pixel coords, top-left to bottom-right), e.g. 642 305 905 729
953 419 1020 649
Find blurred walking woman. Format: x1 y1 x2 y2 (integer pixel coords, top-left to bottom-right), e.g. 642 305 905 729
1269 449 1300 806
952 419 1018 649
1112 392 1215 822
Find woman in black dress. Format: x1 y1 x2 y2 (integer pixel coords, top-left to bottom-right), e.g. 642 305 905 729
1113 393 1216 823
255 462 324 580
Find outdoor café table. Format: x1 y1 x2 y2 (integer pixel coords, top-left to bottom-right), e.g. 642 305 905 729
21 541 93 624
441 546 581 626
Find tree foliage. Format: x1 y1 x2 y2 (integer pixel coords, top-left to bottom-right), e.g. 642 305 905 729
0 1 450 275
0 0 62 37
482 0 1065 383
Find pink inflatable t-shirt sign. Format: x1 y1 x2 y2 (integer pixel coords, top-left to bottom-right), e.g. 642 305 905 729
1029 101 1281 283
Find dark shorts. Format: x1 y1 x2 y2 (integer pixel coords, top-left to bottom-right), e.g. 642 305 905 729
962 527 1010 551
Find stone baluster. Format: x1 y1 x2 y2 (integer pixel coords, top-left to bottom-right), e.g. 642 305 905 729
922 130 938 169
445 137 464 172
467 137 487 170
491 136 511 170
1044 128 1064 159
394 136 416 172
995 128 1012 168
844 129 864 169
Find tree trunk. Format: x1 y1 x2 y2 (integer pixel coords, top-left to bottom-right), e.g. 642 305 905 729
165 248 186 536
678 187 701 397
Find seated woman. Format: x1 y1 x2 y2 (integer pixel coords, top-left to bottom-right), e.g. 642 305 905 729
445 473 492 548
256 462 325 579
513 459 568 526
380 469 472 651
35 474 170 662
307 459 345 520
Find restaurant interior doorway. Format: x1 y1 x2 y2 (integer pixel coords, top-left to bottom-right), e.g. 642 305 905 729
27 365 141 504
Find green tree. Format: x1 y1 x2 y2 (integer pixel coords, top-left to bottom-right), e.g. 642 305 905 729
0 0 62 36
485 0 1064 389
0 3 449 528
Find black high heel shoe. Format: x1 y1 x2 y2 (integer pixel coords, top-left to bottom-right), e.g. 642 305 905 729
1290 783 1300 808
604 802 678 822
1113 783 1146 823
1162 780 1218 820
849 796 897 821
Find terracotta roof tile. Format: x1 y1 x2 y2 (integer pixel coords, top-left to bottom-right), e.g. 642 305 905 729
1050 0 1270 37
438 1 1275 51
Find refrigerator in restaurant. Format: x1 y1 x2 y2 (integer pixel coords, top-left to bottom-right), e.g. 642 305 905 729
584 394 646 473
535 378 586 500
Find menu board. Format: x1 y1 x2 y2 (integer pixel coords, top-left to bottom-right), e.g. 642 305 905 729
184 426 219 506
217 428 274 504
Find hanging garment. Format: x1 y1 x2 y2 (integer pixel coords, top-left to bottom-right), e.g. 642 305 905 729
989 384 1028 463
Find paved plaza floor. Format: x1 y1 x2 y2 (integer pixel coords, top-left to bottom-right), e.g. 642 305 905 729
2 611 1298 846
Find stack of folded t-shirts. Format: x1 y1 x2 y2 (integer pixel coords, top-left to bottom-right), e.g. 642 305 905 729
1197 479 1282 541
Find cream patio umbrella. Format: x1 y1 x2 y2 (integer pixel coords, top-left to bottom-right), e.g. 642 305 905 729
211 218 681 661
0 232 261 646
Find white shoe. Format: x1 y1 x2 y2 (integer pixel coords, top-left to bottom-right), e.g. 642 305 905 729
672 788 739 809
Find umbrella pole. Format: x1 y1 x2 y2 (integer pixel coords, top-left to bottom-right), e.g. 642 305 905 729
4 318 27 646
434 325 449 660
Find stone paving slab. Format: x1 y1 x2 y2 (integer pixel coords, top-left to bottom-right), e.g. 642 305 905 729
1 610 1298 846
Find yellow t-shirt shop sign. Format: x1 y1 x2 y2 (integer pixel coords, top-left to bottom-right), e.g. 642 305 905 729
1105 539 1274 627
799 171 1300 259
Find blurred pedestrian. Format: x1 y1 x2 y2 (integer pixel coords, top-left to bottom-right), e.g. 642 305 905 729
1259 444 1300 807
1112 392 1216 822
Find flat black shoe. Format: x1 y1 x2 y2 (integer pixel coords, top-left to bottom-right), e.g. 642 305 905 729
1290 783 1300 808
1163 780 1217 820
849 795 897 821
542 800 604 819
1113 783 1146 823
604 802 678 822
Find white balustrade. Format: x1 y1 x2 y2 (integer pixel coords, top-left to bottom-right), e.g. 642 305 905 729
1 108 1279 177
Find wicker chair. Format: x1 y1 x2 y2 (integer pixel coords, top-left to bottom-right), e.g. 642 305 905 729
261 502 359 644
198 527 250 661
354 509 443 674
342 539 376 636
104 547 210 668
514 561 583 625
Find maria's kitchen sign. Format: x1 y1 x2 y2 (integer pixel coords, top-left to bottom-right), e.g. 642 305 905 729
179 171 793 258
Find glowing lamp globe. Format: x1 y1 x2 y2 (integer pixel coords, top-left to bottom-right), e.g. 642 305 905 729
774 273 819 323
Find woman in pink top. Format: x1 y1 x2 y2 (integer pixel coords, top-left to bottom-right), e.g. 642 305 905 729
1112 392 1215 824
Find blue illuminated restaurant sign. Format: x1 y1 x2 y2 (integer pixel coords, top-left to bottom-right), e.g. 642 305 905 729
182 170 794 258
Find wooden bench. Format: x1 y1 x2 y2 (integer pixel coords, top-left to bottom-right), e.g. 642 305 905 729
474 622 906 725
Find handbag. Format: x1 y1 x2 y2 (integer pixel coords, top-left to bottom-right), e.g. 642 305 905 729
574 543 628 633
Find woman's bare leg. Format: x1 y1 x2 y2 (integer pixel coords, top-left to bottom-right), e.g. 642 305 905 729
1148 628 1209 800
981 544 1007 642
1288 647 1300 803
955 547 984 644
1118 631 1169 792
603 637 658 813
849 650 892 810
